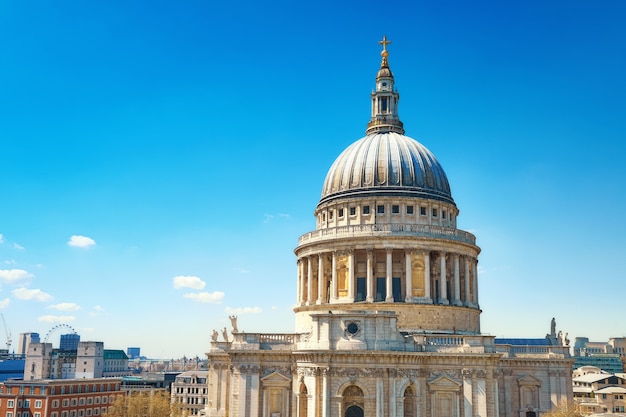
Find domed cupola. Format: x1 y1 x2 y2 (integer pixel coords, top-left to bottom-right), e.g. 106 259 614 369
319 36 454 208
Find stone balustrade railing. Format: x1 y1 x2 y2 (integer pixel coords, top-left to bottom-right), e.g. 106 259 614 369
298 224 476 246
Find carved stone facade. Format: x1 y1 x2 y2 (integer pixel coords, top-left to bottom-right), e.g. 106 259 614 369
206 39 573 417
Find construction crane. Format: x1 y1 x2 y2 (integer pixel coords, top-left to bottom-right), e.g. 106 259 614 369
1 313 12 352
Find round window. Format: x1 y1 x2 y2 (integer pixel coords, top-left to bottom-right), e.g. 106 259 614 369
347 322 359 335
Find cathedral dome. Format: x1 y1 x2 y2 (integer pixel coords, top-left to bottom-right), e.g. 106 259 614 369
319 132 454 206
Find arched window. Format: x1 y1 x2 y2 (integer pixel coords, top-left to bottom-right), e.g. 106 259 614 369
404 386 416 417
298 383 308 417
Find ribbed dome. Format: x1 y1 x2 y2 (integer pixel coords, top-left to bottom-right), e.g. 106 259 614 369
319 132 454 206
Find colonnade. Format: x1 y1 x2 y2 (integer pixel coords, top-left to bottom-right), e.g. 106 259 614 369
296 248 478 308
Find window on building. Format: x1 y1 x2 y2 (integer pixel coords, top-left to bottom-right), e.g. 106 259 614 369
87 398 92 405
363 206 370 215
420 207 426 216
349 207 356 216
24 400 30 407
432 208 438 217
377 205 384 214
62 400 69 407
392 205 399 214
442 210 446 219
406 205 414 214
71 399 77 406
52 400 59 408
339 208 344 218
79 399 85 406
7 413 13 417
35 400 42 409
329 210 333 220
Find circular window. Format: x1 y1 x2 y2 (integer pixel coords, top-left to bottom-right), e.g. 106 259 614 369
346 322 359 335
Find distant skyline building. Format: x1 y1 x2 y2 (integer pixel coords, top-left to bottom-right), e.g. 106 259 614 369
59 333 80 351
127 347 141 359
17 332 40 357
206 38 574 417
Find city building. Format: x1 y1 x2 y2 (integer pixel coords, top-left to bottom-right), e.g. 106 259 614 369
121 372 180 394
0 378 124 417
573 338 626 374
59 334 80 352
17 333 40 357
206 38 574 417
171 371 208 416
126 347 141 360
572 366 626 414
25 341 130 380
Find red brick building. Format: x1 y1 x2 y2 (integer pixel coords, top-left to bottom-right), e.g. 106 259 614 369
0 378 124 417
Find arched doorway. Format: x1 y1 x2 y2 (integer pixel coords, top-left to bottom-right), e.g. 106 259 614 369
345 405 364 417
342 385 364 417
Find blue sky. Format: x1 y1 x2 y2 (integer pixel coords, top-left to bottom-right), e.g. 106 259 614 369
1 0 625 358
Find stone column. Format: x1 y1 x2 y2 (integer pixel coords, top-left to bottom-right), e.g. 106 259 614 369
307 257 313 306
473 259 479 306
486 368 495 417
463 369 473 417
440 252 448 305
367 249 374 302
386 248 394 302
377 375 385 417
237 366 247 417
464 257 471 306
549 370 558 408
249 367 259 417
321 368 330 417
348 250 355 302
297 259 303 306
317 254 324 305
424 252 431 302
405 251 412 303
418 370 428 417
454 254 461 305
331 252 337 302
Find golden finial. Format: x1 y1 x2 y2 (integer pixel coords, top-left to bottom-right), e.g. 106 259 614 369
378 35 391 66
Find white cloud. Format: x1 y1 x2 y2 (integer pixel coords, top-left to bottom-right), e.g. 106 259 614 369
37 315 75 323
89 305 107 317
3 260 17 265
183 291 224 303
173 275 206 290
0 269 33 284
263 213 290 224
13 243 24 250
224 306 263 315
12 287 53 302
67 235 96 248
0 234 4 243
0 298 10 309
48 302 81 311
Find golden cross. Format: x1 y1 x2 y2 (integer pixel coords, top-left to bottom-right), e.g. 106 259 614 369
378 35 392 52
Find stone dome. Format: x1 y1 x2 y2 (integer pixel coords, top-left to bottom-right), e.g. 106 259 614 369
319 132 454 206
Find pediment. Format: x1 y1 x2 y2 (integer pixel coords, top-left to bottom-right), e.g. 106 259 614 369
517 374 541 387
428 375 462 391
261 371 291 386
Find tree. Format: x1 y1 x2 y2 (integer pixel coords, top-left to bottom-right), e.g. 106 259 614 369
543 401 584 417
104 391 184 417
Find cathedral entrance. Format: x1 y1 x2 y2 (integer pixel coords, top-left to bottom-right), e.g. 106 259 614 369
342 385 364 417
345 405 364 417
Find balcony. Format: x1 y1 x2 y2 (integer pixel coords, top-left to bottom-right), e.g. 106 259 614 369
298 224 476 246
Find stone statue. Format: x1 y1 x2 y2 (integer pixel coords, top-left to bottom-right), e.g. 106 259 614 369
221 327 228 342
558 330 563 345
565 333 570 346
211 329 218 342
550 317 556 336
229 315 238 333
